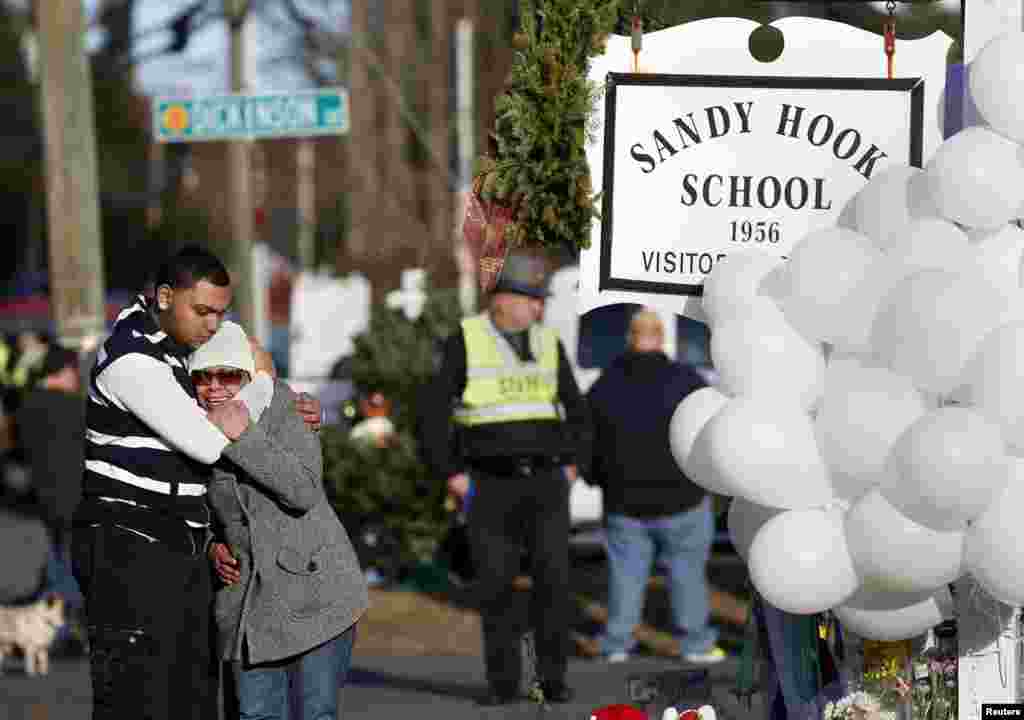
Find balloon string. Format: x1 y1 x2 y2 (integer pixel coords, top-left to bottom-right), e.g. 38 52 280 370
960 577 1024 691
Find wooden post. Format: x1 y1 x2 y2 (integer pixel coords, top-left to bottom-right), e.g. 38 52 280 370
296 139 317 271
37 0 106 351
454 17 477 315
226 0 256 335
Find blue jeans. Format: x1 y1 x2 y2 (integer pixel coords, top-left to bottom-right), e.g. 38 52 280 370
234 625 356 720
43 541 83 609
601 498 718 656
41 539 83 644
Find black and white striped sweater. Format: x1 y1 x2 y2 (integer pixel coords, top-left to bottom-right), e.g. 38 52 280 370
81 296 270 531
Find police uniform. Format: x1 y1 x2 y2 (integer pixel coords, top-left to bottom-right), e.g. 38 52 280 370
419 253 589 704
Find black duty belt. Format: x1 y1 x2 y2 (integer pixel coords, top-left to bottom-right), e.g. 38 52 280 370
469 455 562 477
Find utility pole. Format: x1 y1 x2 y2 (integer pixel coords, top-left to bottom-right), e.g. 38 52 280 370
454 17 476 315
226 0 256 335
37 0 106 351
296 139 317 271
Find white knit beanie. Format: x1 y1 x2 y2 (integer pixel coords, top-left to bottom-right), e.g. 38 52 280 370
189 321 255 376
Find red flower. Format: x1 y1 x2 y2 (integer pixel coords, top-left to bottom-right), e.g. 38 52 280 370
589 704 648 720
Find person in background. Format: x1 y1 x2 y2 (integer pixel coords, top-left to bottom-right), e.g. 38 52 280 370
17 345 85 549
420 250 590 706
349 390 395 448
15 344 88 654
586 309 725 665
197 321 368 720
71 246 322 720
0 387 51 615
12 331 49 390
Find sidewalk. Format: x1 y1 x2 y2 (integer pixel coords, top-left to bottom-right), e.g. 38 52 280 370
1 654 762 720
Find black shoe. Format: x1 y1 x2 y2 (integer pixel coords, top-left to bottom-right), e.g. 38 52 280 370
540 682 574 704
477 690 520 707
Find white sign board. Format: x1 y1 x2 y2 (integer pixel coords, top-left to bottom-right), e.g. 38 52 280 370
578 16 953 321
289 272 370 380
599 74 922 297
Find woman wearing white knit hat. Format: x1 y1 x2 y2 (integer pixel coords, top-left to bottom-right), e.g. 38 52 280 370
194 321 368 720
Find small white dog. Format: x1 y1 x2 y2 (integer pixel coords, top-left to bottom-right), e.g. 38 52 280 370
0 594 65 676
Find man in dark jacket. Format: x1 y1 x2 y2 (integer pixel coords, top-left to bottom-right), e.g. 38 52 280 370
15 345 87 650
16 345 85 546
586 309 724 664
419 251 590 706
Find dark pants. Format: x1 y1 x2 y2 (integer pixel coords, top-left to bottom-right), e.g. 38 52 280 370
466 464 571 695
72 523 217 720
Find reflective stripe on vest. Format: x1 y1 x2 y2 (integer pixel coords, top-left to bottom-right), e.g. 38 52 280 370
454 314 560 426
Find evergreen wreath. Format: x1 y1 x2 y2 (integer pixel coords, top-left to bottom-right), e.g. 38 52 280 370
473 0 620 254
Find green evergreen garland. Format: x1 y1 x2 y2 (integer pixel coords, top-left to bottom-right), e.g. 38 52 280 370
474 0 620 254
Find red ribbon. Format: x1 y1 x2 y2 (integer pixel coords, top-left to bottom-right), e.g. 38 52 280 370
883 19 896 79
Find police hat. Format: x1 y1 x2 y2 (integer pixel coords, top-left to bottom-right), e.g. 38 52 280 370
491 251 551 299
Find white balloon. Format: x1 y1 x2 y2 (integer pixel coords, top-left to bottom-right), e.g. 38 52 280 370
816 359 927 500
781 227 882 346
968 223 1024 296
958 322 1024 454
887 218 971 273
748 507 858 614
685 422 736 497
710 302 825 412
848 164 939 250
821 259 906 354
969 31 1024 143
845 489 964 594
835 587 953 641
701 397 834 509
758 264 790 301
726 496 784 561
701 251 785 329
870 268 1021 394
924 126 1024 230
965 460 1024 604
669 386 730 476
881 407 1010 531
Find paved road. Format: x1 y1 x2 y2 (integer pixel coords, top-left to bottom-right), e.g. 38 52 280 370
1 654 764 720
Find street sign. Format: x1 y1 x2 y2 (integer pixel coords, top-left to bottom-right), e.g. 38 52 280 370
152 88 349 143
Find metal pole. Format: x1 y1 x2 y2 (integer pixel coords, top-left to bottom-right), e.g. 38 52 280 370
454 17 477 316
226 0 256 335
38 0 106 351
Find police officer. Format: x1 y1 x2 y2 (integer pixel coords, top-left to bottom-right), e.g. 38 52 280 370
420 251 590 706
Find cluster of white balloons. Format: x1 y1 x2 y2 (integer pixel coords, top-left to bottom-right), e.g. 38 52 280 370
670 30 1024 642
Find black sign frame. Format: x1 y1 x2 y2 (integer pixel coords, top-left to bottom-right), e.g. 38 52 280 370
598 73 925 297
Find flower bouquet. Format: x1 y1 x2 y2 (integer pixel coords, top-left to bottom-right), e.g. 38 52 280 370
910 657 957 720
822 690 896 720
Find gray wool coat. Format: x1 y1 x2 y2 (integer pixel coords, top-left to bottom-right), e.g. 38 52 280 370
210 380 369 664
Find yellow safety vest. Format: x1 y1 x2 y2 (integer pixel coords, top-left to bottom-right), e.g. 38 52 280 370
0 341 9 386
454 314 561 426
0 341 25 388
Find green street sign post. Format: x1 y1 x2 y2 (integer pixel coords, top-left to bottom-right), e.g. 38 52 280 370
152 88 349 143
